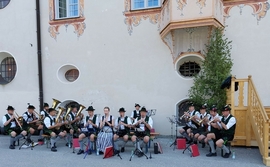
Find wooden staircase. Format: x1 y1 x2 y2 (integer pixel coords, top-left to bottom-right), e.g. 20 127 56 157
227 76 270 166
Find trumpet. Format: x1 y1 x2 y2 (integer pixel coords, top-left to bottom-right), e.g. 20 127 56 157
188 115 196 121
179 111 189 120
207 119 215 125
198 116 208 125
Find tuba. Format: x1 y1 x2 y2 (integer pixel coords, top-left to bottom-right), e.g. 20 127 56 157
55 107 65 130
76 104 86 118
52 98 61 109
64 106 73 129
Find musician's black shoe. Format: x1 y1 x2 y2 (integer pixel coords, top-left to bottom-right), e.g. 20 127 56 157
51 147 57 152
99 151 104 155
9 145 15 149
222 151 231 158
202 143 205 148
121 147 125 152
206 152 217 157
77 149 84 155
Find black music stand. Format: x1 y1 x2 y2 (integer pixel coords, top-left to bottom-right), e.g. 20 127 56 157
129 136 148 161
19 138 35 150
170 116 181 151
182 137 194 156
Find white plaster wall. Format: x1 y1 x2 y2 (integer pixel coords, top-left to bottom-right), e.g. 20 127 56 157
40 0 193 135
0 0 39 123
225 5 270 105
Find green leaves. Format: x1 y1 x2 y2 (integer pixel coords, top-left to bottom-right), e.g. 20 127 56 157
188 28 233 112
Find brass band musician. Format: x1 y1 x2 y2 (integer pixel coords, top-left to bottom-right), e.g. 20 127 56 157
43 108 67 152
22 104 41 144
179 103 200 142
130 103 141 122
206 105 236 158
131 107 153 153
113 107 132 153
193 104 210 146
2 106 27 149
77 106 99 155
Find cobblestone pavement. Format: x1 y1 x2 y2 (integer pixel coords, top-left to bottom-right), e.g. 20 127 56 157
0 135 265 167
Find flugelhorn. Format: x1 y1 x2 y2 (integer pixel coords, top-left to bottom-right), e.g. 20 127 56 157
51 98 61 109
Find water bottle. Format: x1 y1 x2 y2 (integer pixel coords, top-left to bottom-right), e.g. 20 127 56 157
96 148 99 156
232 151 235 160
131 150 134 157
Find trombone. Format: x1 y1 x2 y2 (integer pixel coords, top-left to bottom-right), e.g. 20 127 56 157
14 112 23 129
33 110 44 122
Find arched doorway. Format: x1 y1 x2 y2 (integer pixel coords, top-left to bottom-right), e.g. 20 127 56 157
177 100 191 126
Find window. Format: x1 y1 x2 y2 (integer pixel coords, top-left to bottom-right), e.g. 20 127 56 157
65 69 79 82
55 0 79 19
0 0 10 9
179 61 200 77
0 57 16 84
132 0 161 10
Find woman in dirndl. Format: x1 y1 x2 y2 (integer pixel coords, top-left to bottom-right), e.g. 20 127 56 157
96 106 114 154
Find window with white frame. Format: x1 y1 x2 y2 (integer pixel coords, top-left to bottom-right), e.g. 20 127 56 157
55 0 79 19
131 0 161 10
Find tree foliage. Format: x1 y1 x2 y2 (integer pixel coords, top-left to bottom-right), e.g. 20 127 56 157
188 28 233 111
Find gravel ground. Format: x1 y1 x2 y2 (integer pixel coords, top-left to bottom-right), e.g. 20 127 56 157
0 135 265 167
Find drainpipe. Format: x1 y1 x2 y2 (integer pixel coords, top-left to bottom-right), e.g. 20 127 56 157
36 0 44 112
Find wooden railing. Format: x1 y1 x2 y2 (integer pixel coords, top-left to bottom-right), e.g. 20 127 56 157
229 76 269 162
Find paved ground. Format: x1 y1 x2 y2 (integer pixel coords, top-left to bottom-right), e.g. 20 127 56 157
0 135 265 167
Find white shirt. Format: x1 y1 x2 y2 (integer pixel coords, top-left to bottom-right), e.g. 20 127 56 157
83 115 99 128
208 114 222 131
133 116 153 130
23 111 35 123
187 110 200 127
115 116 132 130
40 110 48 116
44 115 55 128
68 112 77 121
2 114 16 128
222 114 236 129
131 110 140 118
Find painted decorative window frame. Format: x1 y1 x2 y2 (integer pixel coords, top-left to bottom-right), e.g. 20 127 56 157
223 0 269 24
131 0 161 10
48 0 86 39
54 0 80 20
123 0 161 35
